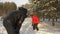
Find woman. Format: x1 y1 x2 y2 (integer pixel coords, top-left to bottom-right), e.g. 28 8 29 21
31 13 40 31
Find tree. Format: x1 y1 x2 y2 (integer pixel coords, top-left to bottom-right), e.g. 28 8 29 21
0 2 3 16
0 2 3 9
3 2 17 15
29 0 58 26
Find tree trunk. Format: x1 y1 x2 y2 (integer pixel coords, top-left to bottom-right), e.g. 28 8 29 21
56 18 57 22
43 18 45 21
48 18 50 21
43 14 45 21
52 18 55 26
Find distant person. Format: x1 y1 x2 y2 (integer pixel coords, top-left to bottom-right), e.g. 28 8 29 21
31 13 40 31
3 7 28 34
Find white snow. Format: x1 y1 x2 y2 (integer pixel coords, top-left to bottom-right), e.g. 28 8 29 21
0 17 60 34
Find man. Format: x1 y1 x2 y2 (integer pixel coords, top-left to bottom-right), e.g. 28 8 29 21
3 7 28 34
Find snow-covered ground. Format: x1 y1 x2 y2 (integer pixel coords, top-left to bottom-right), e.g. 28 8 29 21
0 18 60 34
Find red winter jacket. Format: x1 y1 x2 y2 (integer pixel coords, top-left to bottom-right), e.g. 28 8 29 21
32 15 40 24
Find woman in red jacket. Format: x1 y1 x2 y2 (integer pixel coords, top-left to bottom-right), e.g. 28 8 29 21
31 14 40 31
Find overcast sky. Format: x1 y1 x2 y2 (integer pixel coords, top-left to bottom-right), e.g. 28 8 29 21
0 0 29 7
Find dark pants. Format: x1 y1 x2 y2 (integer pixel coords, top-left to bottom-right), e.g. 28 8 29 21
32 24 39 31
3 22 15 34
3 21 22 34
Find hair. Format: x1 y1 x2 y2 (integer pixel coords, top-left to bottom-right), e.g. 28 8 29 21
18 7 27 15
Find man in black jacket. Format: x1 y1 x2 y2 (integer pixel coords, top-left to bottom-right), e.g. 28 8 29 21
3 7 28 34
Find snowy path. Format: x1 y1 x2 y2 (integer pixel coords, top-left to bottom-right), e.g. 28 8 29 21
0 18 60 34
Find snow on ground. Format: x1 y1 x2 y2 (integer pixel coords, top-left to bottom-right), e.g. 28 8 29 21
0 18 60 34
0 20 7 34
